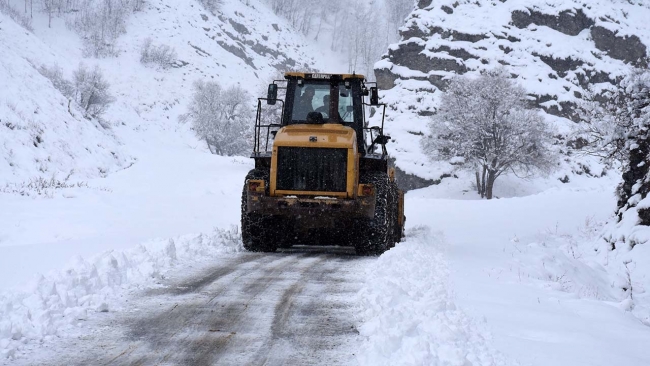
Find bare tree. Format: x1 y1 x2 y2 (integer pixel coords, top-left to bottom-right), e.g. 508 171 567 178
576 68 650 164
587 70 650 221
422 70 557 199
38 64 75 98
42 0 56 27
72 63 114 118
386 0 413 35
181 80 253 156
0 0 33 30
140 38 177 69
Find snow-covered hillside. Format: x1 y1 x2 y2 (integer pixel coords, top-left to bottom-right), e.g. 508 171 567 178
1 0 345 185
375 0 650 187
0 11 132 185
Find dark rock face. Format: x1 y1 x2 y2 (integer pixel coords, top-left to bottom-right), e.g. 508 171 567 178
428 74 449 89
418 0 433 9
378 3 648 124
591 26 647 65
228 19 251 35
535 54 584 77
217 41 257 69
389 42 468 74
394 166 436 192
432 46 478 61
400 26 488 43
375 67 399 90
618 133 650 223
511 8 594 36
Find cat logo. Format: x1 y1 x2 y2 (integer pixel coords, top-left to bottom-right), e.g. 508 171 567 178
311 73 330 79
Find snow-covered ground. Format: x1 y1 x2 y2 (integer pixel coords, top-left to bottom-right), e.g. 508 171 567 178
397 175 650 366
5 137 648 365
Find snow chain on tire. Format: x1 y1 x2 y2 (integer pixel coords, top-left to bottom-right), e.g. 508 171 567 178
355 171 397 256
241 169 279 253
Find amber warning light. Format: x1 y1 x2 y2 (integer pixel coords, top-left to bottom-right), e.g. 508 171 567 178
360 184 374 196
248 180 265 192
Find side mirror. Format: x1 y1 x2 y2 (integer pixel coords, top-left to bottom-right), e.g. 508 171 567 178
373 135 391 145
370 87 379 105
267 84 278 105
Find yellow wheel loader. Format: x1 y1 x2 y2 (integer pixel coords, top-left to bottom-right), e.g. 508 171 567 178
241 72 405 255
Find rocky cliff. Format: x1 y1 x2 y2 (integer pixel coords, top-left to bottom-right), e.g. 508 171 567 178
375 0 650 187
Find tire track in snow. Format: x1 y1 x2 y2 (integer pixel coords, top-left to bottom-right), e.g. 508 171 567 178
36 250 369 366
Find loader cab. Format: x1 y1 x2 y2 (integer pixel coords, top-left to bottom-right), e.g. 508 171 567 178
282 73 367 153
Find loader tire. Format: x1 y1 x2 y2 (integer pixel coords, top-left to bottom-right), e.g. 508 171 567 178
355 172 395 256
388 180 400 247
241 169 278 253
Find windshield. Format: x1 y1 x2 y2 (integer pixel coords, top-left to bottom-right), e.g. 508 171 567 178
291 82 354 124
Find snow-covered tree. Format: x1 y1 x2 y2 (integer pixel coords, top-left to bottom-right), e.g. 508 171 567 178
422 70 557 199
577 68 650 165
38 64 75 98
140 38 177 69
608 71 650 222
72 63 114 118
181 80 253 156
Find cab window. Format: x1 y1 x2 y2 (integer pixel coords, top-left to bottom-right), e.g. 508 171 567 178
290 82 355 124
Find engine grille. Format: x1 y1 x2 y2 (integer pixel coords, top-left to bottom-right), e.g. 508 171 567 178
276 147 347 192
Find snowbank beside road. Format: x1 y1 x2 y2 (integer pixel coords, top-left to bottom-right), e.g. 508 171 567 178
0 227 243 360
357 226 508 366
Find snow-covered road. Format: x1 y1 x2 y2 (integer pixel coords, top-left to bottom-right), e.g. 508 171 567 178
17 248 369 365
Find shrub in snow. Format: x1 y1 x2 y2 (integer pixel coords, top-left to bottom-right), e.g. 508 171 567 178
422 69 557 199
65 0 141 57
72 63 114 119
180 80 253 156
140 38 178 69
37 65 75 99
601 69 650 240
589 69 650 324
577 66 650 164
0 175 108 198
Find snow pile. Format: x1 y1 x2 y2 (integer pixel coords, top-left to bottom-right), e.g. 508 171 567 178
505 212 650 339
600 212 650 325
507 218 617 301
357 226 508 366
0 226 243 360
374 0 650 184
0 11 132 185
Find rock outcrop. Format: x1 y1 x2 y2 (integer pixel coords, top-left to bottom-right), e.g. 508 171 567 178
377 0 650 122
374 0 650 184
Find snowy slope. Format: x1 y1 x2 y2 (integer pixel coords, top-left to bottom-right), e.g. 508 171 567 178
77 0 345 132
374 0 650 185
1 0 345 185
0 12 132 185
